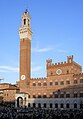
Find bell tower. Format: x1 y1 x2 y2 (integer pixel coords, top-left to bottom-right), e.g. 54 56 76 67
19 10 32 82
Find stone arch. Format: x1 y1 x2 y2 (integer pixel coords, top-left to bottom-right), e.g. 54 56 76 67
17 97 23 107
73 100 77 108
66 100 70 108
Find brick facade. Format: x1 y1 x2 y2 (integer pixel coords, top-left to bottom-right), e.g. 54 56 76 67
15 10 83 109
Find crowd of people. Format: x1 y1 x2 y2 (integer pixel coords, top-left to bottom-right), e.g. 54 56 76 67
0 103 83 119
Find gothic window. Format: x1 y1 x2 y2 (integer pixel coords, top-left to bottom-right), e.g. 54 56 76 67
74 79 78 84
74 92 78 98
60 81 64 85
33 83 36 86
33 95 36 98
80 79 83 83
55 93 58 98
49 93 53 98
55 82 58 85
43 95 47 98
38 95 41 98
66 93 70 98
60 93 64 98
66 80 70 85
38 83 41 86
43 82 47 86
50 82 53 86
80 93 83 97
67 70 69 74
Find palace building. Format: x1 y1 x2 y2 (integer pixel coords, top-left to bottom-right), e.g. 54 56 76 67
15 10 83 109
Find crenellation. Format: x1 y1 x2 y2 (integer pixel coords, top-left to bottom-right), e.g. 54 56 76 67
31 77 47 80
64 61 66 64
46 57 76 68
58 62 60 65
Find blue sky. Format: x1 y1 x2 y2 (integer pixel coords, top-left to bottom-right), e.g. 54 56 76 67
0 0 83 84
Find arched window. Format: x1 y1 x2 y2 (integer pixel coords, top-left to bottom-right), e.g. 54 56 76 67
33 95 36 98
50 82 53 86
43 82 47 86
55 93 58 98
55 81 58 85
60 81 64 85
50 103 53 108
38 83 41 86
80 92 83 97
43 103 47 108
28 103 30 107
60 93 64 98
80 79 83 83
74 92 78 98
38 103 41 108
33 83 36 86
60 103 64 108
33 103 36 108
24 19 26 25
43 94 47 98
74 79 78 84
49 93 53 98
67 70 69 74
38 95 41 98
66 103 69 108
80 102 83 109
66 80 70 85
66 92 70 98
55 103 58 108
17 97 23 107
74 103 77 108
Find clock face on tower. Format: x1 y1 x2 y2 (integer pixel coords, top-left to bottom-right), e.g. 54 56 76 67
56 69 62 75
21 75 26 80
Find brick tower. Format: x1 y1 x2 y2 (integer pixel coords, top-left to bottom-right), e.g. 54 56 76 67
19 10 32 84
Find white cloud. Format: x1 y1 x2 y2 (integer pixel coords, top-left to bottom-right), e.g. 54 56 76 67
0 70 7 73
32 47 52 53
0 65 42 73
58 50 68 53
31 66 42 72
0 66 19 73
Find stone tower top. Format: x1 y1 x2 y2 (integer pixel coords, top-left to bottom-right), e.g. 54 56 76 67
19 10 32 40
67 55 73 63
21 9 31 28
